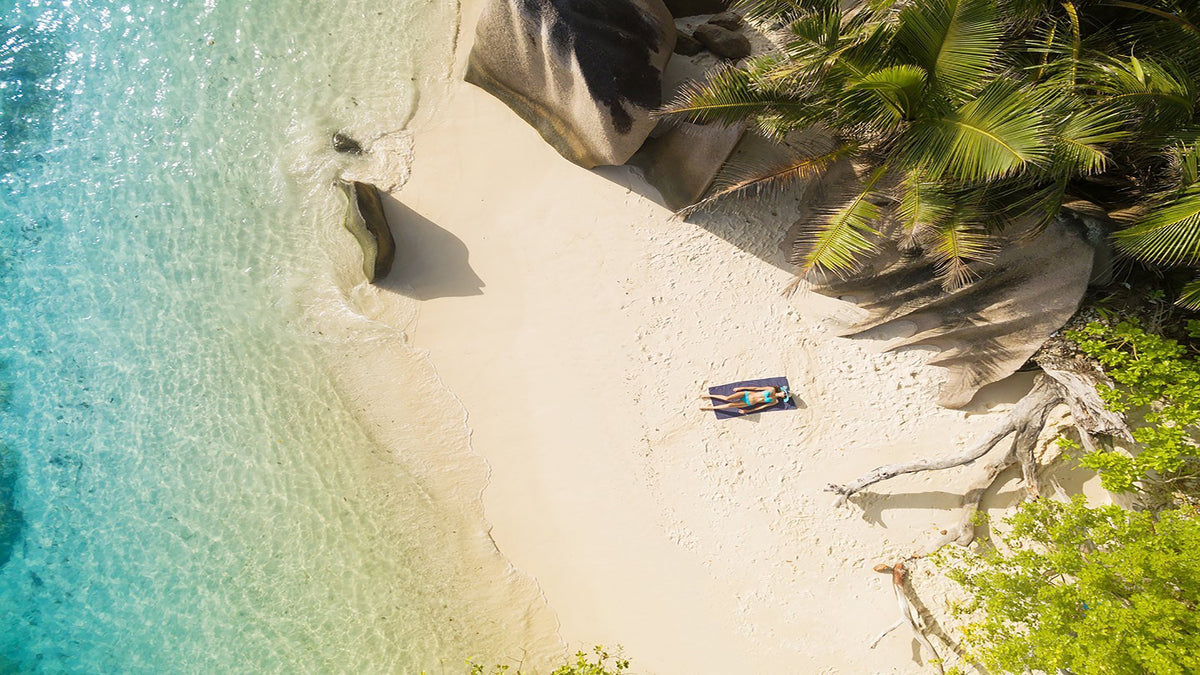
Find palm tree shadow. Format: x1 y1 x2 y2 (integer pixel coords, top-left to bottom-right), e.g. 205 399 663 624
377 197 484 300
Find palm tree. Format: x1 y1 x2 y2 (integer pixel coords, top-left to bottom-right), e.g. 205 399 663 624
661 0 1200 301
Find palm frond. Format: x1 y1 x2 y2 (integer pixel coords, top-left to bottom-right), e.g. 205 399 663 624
657 65 813 128
1114 184 1200 265
900 80 1055 181
1085 54 1196 122
895 170 954 238
679 143 857 217
1101 1 1200 36
1177 275 1200 309
795 166 889 276
923 216 999 289
1051 104 1130 176
843 64 928 128
1168 140 1200 186
734 0 834 23
893 0 1003 96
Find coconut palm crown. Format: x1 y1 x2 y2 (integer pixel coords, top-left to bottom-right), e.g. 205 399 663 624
662 0 1200 301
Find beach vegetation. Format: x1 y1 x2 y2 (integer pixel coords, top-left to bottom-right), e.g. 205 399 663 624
663 0 1200 301
1062 319 1200 501
465 646 629 675
938 497 1200 675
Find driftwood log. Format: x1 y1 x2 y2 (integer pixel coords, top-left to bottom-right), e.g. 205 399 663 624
829 344 1132 549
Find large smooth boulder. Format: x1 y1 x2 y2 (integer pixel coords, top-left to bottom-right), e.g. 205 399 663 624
465 0 676 168
804 210 1095 409
339 181 396 283
663 0 729 16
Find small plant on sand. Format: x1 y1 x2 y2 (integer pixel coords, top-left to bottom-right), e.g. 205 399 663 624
939 497 1200 675
1062 319 1200 501
466 646 629 675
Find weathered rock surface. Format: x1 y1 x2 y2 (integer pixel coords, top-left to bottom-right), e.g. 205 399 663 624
674 29 704 56
693 23 750 60
631 122 745 209
339 180 396 283
805 215 1095 408
465 0 677 168
706 11 743 30
332 132 363 155
663 0 729 16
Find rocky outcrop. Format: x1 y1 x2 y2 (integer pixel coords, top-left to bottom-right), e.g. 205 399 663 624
631 121 744 209
465 0 676 168
339 181 396 283
806 215 1095 409
693 23 750 60
332 132 363 155
663 0 729 16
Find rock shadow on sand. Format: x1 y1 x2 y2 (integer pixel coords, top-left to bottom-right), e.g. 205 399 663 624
378 198 484 300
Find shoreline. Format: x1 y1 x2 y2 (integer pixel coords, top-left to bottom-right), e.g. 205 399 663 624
383 2 1099 672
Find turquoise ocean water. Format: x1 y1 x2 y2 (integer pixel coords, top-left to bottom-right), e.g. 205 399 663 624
0 1 558 672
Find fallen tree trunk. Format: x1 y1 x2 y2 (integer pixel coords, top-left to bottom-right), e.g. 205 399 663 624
829 376 1060 504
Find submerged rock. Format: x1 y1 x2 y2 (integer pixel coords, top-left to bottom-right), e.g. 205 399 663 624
465 0 676 168
339 180 396 283
662 0 729 17
0 443 22 570
692 23 750 60
332 132 363 155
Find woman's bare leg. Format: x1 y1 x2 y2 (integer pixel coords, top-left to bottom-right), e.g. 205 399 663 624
700 393 739 403
700 403 742 411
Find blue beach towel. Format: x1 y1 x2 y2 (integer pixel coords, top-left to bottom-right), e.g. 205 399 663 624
707 377 797 419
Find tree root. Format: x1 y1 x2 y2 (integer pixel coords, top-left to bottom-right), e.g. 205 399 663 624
828 375 1060 505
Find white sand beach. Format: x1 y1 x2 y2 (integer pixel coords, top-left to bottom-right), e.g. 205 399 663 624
382 2 1089 672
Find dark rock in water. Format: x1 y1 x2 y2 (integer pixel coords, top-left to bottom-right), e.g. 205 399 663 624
663 0 729 16
674 29 704 56
706 11 743 30
332 132 363 155
465 0 676 168
339 181 396 283
0 443 23 571
692 23 750 60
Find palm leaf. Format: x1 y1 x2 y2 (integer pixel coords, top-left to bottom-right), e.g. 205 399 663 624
1177 275 1200 310
1051 104 1130 176
795 166 888 276
1086 54 1196 121
657 65 813 128
893 0 1003 96
895 170 954 237
900 80 1055 181
843 65 928 128
923 216 999 289
679 143 856 217
1114 184 1200 265
734 0 832 23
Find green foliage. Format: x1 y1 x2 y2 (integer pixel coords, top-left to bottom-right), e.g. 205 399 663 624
465 646 629 675
1065 320 1200 494
941 497 1200 675
666 0 1200 292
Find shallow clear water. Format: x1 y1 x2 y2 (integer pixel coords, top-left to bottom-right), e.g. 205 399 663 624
0 1 556 672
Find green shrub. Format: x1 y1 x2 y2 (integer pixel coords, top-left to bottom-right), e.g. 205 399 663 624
466 646 629 675
941 498 1200 674
1064 320 1200 496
